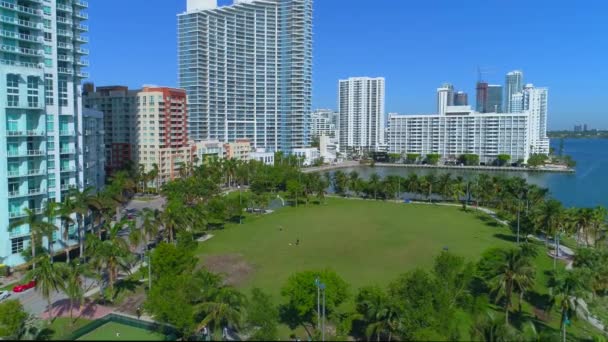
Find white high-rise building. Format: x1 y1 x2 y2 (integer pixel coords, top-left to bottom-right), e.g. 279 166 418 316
311 109 338 138
0 0 90 266
388 83 551 164
505 70 524 113
338 77 385 153
437 87 450 116
178 0 313 152
388 111 531 164
523 84 550 154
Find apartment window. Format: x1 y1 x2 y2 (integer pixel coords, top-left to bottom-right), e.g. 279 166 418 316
7 74 19 106
27 77 39 108
45 74 54 105
58 79 68 106
44 32 52 42
11 237 26 254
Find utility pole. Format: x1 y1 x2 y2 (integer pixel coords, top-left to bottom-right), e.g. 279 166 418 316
321 283 326 342
315 277 320 330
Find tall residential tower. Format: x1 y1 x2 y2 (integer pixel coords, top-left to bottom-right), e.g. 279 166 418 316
339 77 385 153
178 0 313 152
505 70 524 113
1 0 90 265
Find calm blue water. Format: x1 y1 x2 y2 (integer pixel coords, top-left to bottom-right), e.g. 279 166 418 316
332 139 608 209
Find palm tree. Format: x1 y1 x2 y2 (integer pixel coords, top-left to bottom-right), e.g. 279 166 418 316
533 199 565 269
42 202 60 260
27 255 64 319
405 173 419 200
591 206 607 247
358 288 400 341
420 174 437 203
149 163 160 193
368 173 381 200
59 261 92 323
68 187 99 259
549 268 591 341
86 218 133 298
198 287 247 339
138 208 160 253
490 248 536 325
437 173 453 201
9 208 56 270
57 197 76 263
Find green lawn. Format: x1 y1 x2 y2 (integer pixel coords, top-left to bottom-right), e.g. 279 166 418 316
76 322 165 341
49 317 92 340
198 198 513 295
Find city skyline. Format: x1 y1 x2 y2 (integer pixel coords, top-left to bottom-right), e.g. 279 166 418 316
86 0 607 129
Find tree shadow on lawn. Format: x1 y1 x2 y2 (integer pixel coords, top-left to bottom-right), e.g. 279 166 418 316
475 213 501 228
493 233 518 243
111 278 141 302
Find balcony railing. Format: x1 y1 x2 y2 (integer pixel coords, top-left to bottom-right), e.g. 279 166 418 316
75 0 88 8
7 150 44 157
9 207 44 219
56 3 72 12
60 148 75 154
0 44 43 56
59 130 74 136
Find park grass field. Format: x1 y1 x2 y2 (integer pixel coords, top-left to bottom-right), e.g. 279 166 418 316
76 322 165 341
197 197 601 340
198 197 513 296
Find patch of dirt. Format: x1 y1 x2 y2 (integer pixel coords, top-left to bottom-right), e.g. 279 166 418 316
115 289 146 315
203 254 255 287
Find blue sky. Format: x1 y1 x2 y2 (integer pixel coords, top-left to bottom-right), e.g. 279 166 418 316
88 0 608 130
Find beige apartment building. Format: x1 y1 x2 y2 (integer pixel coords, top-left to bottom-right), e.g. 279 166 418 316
85 85 196 186
223 139 252 161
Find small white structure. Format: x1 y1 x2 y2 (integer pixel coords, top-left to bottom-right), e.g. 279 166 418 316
292 148 321 166
249 149 275 166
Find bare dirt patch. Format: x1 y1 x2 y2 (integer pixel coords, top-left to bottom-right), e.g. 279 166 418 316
203 254 255 287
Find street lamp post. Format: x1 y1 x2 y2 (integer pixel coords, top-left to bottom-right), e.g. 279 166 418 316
315 277 320 330
238 185 242 225
320 283 326 342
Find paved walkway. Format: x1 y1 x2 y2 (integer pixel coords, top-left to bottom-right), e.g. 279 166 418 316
40 300 113 320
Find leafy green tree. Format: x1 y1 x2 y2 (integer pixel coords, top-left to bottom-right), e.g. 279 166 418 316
356 286 400 341
549 268 592 340
405 153 420 164
527 154 548 167
150 242 197 281
496 154 511 166
533 199 565 269
280 269 349 338
146 274 197 338
333 171 350 196
59 261 92 323
425 153 441 165
0 300 28 339
68 187 97 258
246 288 279 341
459 154 480 166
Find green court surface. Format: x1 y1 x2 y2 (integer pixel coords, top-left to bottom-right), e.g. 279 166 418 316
76 321 165 341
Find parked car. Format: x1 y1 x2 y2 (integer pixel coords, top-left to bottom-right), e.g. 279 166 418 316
0 290 10 301
13 280 36 293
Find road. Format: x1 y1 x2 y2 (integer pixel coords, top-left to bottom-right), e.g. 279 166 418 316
12 197 166 316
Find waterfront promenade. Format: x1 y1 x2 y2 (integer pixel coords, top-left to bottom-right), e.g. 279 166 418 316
303 161 575 174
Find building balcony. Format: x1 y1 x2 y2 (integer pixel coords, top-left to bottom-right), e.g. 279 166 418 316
76 59 88 67
75 35 88 43
58 67 73 75
74 11 88 20
0 2 43 17
0 44 43 57
0 15 42 30
56 3 72 12
74 0 88 8
57 42 72 50
9 207 44 219
6 130 46 137
56 16 72 25
76 71 89 78
0 29 40 42
57 29 72 38
7 150 45 158
8 188 46 198
57 54 73 62
75 47 89 55
59 130 74 136
76 23 88 32
60 148 75 154
60 184 76 191
60 166 76 173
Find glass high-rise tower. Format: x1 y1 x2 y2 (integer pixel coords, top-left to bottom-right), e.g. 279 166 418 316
505 70 524 113
0 0 89 266
178 0 313 152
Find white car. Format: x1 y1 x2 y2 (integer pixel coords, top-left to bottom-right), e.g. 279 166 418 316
0 290 10 301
